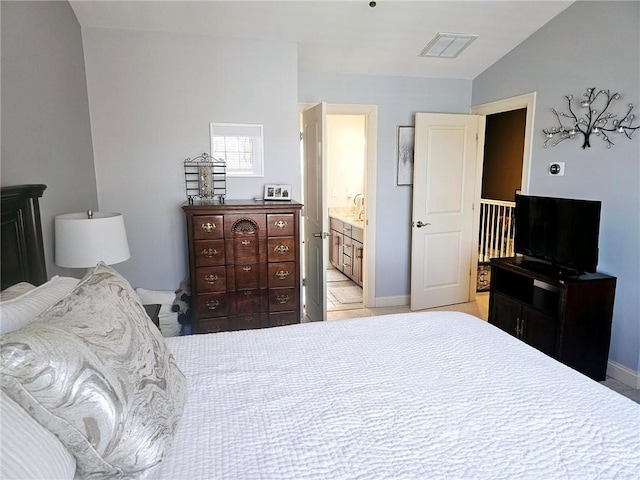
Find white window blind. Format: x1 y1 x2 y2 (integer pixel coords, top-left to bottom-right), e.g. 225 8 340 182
210 123 264 177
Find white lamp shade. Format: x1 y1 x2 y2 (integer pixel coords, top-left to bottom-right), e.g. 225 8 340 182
55 212 130 268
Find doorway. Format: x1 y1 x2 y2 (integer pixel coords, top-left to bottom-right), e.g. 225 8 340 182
326 113 366 312
470 93 535 300
299 103 378 321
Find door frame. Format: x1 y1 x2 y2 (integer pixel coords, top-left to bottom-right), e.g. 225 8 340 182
299 103 378 310
469 92 535 301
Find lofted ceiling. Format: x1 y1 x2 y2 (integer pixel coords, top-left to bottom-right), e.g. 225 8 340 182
69 0 574 80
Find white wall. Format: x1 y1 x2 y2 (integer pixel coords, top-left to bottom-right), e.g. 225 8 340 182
1 1 98 278
327 114 365 209
82 28 299 290
300 73 471 298
473 2 640 376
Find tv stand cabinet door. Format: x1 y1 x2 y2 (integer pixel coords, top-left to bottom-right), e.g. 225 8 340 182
489 292 521 339
522 306 557 357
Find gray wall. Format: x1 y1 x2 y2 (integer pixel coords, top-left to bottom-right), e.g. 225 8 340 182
82 28 299 290
1 1 98 278
299 73 471 299
473 1 640 374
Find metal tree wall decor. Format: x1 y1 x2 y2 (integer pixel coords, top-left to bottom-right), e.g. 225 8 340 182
543 88 639 149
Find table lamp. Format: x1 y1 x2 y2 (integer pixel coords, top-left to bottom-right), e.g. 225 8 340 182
55 211 130 268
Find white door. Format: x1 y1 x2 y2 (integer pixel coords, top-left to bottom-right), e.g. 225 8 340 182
410 113 479 311
302 103 328 322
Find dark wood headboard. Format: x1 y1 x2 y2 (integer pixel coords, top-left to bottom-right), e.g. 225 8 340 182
1 184 48 290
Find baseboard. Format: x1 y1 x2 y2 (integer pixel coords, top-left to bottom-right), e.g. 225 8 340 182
607 360 640 389
372 295 410 308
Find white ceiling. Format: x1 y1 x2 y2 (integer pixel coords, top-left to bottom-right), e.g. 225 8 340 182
69 0 574 80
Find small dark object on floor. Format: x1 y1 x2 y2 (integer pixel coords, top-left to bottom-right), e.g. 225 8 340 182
477 263 491 292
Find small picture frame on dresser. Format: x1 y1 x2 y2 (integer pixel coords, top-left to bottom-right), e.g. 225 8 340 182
264 184 291 201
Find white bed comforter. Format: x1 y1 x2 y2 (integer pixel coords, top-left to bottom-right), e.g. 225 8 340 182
162 312 640 479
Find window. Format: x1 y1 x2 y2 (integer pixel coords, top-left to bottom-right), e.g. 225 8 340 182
210 123 264 177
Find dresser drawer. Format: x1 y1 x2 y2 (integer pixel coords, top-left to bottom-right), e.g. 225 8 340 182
229 313 267 331
267 214 295 237
224 214 266 237
268 288 298 312
268 311 299 327
268 262 296 287
195 292 229 318
195 266 227 292
194 239 225 266
234 264 261 291
267 237 296 262
196 317 229 334
193 215 224 239
233 289 263 314
232 236 261 263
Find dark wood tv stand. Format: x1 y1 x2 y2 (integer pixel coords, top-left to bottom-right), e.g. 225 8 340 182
488 257 616 381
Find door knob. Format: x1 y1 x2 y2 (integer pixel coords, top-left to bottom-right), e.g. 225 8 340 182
416 221 431 228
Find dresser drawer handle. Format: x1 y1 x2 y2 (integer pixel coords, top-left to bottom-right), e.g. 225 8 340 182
206 299 220 310
241 239 251 246
274 220 288 229
275 270 290 280
242 266 252 272
243 291 253 296
276 294 290 304
274 244 289 254
204 274 219 285
201 248 218 258
201 222 216 233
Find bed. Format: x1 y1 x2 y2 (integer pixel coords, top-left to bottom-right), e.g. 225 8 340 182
1 184 639 479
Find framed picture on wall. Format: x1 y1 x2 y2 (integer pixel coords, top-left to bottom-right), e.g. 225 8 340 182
396 126 415 186
264 184 292 201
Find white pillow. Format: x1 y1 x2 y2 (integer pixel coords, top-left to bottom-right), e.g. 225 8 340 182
0 276 79 334
158 311 182 337
0 282 36 302
135 287 176 306
0 391 76 480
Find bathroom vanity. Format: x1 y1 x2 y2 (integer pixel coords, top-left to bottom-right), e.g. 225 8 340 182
329 214 364 286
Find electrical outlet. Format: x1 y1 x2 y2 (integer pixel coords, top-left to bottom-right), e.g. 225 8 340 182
331 188 337 198
549 162 565 176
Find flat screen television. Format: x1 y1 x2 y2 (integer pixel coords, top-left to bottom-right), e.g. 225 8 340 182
514 194 601 275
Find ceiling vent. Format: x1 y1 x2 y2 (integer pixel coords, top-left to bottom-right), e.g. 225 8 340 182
419 33 478 58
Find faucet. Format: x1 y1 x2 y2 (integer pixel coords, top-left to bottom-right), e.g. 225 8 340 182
353 193 365 220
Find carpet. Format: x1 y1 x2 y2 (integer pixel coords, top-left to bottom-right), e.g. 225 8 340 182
330 285 363 304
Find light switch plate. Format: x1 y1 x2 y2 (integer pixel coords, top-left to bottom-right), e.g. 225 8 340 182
549 162 565 176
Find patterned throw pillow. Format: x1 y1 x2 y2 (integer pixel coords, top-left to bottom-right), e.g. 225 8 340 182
0 262 187 479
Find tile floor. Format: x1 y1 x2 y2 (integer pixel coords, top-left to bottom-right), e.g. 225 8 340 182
326 269 363 312
325 283 638 404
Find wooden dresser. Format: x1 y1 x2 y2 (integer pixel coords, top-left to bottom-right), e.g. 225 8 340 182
183 200 303 334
